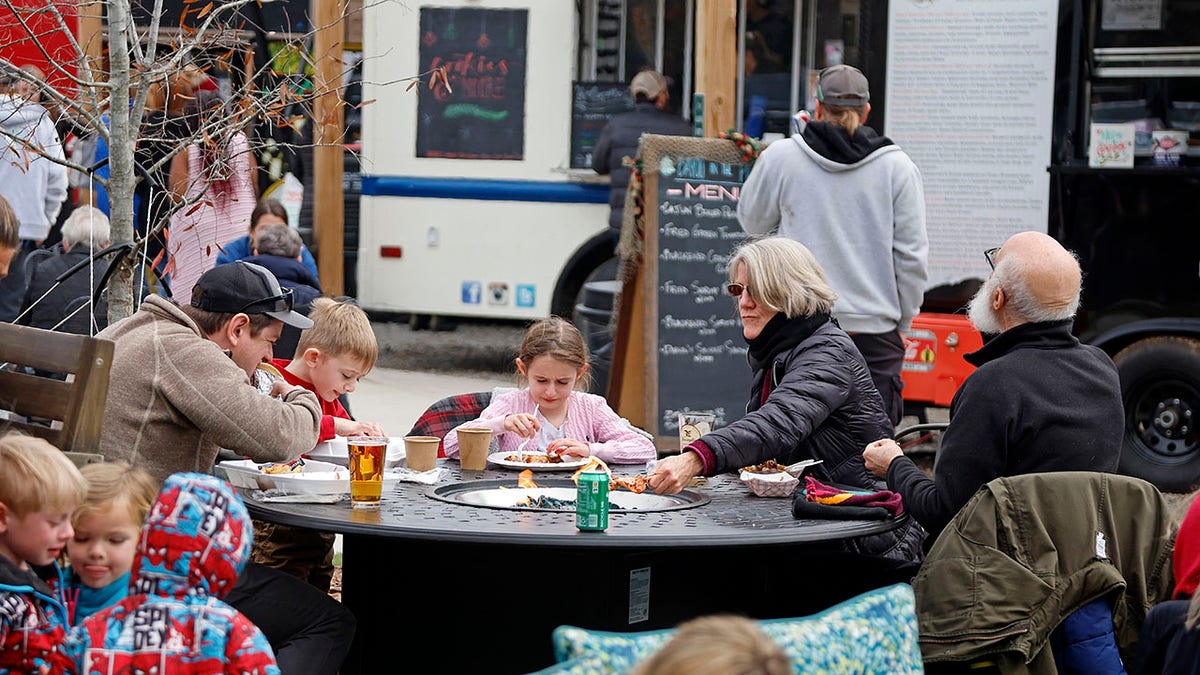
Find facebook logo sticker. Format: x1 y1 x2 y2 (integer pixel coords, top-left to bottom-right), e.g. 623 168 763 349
516 284 536 307
462 281 482 304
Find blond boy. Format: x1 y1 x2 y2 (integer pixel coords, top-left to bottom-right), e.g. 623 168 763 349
0 433 87 672
257 297 386 591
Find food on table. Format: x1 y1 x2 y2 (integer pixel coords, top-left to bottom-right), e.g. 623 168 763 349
609 475 649 494
739 459 789 474
262 460 304 475
504 452 564 464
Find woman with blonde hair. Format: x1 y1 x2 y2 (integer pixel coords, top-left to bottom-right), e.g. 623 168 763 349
648 236 924 564
632 615 790 675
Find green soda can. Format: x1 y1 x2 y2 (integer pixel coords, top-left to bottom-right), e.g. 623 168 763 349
576 469 610 531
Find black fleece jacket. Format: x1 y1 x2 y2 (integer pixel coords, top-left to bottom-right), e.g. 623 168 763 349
886 320 1123 540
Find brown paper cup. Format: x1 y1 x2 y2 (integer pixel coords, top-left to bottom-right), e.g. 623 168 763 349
404 435 440 472
457 427 493 471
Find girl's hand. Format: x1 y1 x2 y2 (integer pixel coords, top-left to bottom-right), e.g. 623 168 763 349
504 413 540 438
547 438 590 459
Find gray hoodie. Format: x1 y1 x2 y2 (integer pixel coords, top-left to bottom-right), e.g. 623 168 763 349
737 120 928 333
0 94 67 240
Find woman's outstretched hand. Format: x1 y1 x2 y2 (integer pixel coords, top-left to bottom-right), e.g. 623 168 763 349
648 452 703 494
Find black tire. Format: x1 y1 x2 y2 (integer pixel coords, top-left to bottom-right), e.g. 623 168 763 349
1114 336 1200 492
551 242 618 320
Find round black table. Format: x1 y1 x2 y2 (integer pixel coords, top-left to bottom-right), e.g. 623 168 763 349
244 461 909 674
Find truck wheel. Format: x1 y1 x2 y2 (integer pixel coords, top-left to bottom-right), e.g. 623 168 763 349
1114 336 1200 492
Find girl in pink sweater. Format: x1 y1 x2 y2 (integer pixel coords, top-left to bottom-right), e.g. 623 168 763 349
443 317 655 465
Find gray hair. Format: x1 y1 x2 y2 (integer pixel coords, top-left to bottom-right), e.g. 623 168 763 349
728 237 837 318
61 206 111 249
254 223 302 258
993 254 1081 322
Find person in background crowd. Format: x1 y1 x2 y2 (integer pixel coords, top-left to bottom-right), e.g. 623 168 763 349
592 69 692 244
245 223 322 359
62 472 281 674
738 64 927 427
862 231 1123 543
166 90 258 302
648 237 924 564
0 65 68 322
0 432 87 673
1134 489 1200 674
217 197 319 282
19 206 112 335
0 195 18 281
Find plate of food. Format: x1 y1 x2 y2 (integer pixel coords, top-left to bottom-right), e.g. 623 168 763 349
487 451 592 471
216 458 343 491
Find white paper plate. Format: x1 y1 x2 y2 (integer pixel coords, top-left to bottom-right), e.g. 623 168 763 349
486 451 591 471
307 436 405 469
270 470 403 496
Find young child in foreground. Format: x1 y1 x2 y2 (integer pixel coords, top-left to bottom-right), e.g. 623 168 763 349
62 472 280 674
258 296 386 592
58 462 160 626
443 315 655 464
631 614 791 675
0 433 87 674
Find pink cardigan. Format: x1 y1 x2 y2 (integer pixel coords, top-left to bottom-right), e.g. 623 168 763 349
443 389 655 465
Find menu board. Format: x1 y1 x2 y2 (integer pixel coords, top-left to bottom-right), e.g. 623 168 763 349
609 135 754 444
416 8 528 160
569 81 636 169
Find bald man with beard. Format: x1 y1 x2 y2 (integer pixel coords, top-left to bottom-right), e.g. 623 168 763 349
862 231 1123 542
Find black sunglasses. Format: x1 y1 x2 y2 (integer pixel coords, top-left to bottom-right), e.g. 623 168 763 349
984 247 1000 270
727 282 746 297
237 286 294 314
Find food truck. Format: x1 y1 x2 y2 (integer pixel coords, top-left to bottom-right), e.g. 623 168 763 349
357 0 1200 489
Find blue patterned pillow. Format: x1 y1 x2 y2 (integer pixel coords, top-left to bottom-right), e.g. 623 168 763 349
544 583 921 675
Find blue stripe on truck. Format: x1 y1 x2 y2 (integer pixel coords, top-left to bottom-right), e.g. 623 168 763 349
361 176 610 204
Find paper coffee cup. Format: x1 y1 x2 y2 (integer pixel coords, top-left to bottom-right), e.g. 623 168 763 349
457 428 493 471
404 436 440 472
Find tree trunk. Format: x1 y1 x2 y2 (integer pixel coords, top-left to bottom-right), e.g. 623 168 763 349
105 0 137 322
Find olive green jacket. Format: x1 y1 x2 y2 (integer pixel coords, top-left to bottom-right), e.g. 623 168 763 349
913 471 1175 673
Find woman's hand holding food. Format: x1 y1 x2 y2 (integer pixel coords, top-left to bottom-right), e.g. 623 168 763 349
648 452 703 494
504 412 540 438
547 438 590 459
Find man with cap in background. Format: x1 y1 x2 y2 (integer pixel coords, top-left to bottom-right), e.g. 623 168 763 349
592 68 692 244
95 260 358 675
738 64 928 428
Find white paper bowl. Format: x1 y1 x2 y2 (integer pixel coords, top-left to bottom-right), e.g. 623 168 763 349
739 470 800 498
307 436 405 469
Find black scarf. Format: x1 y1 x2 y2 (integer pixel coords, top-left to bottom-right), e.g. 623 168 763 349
746 311 831 372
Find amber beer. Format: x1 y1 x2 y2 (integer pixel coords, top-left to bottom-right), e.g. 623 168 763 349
348 437 388 507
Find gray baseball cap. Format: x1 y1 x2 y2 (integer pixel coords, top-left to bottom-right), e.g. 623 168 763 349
817 65 869 106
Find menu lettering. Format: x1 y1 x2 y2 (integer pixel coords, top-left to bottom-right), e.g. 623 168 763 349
654 157 752 437
570 81 636 169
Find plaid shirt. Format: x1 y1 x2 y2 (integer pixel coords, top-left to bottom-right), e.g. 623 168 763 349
407 391 493 457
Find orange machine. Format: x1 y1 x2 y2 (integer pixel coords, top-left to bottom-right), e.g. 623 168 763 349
901 312 982 413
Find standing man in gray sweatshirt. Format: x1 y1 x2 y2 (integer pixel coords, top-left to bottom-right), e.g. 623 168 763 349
737 64 928 427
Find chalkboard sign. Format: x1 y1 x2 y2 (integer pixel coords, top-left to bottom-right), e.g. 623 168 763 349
610 135 754 446
416 8 528 160
569 81 636 169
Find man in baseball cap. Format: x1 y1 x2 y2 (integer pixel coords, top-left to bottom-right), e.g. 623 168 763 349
191 260 314 331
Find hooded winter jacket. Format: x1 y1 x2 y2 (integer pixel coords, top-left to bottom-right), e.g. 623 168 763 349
0 94 67 240
914 472 1175 673
737 120 927 334
96 295 322 483
0 559 72 674
63 472 280 674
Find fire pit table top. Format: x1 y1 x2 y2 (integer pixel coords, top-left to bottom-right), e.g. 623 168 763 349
242 461 905 549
